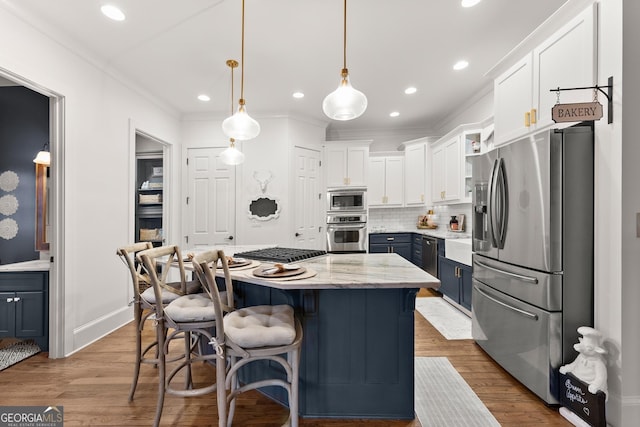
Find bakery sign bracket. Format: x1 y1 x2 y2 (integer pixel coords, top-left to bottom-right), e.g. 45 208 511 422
550 76 614 124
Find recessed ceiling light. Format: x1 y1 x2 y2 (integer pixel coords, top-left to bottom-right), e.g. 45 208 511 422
461 0 482 8
197 94 211 102
453 60 469 71
389 111 400 118
292 92 305 99
404 87 417 95
101 4 125 21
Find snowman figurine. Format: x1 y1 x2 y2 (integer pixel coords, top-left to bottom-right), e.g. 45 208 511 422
559 326 608 397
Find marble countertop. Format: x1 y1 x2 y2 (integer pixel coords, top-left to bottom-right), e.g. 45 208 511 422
186 247 439 291
369 227 471 240
0 259 51 272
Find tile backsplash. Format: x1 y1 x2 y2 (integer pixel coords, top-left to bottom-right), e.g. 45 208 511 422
369 204 472 232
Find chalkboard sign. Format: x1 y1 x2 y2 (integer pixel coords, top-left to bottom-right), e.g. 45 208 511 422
560 372 606 426
248 197 280 221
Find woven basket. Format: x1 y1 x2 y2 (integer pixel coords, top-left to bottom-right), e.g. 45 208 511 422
140 228 160 241
139 194 161 204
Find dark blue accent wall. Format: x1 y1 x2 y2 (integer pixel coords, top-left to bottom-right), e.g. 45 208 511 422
0 86 49 265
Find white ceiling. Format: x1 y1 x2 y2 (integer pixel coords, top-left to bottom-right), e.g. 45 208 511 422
5 0 568 133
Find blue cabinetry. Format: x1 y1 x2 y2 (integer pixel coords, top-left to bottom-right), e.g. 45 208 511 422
369 233 412 261
411 234 423 267
0 271 49 350
233 282 418 418
437 255 472 311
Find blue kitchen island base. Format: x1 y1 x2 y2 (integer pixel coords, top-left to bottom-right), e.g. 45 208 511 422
233 281 418 419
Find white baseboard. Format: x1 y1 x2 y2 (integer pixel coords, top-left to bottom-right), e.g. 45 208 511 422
68 305 133 356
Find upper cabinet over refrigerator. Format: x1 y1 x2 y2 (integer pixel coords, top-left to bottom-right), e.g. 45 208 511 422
493 4 596 145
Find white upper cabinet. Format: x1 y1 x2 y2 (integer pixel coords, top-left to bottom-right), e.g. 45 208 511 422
432 135 462 204
494 54 534 144
404 141 428 206
324 142 370 188
533 5 596 128
493 4 596 145
369 155 404 208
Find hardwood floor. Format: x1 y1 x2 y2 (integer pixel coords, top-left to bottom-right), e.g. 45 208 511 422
0 294 570 426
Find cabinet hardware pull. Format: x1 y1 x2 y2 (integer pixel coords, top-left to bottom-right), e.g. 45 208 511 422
6 298 13 303
524 111 531 127
13 297 20 302
530 108 537 124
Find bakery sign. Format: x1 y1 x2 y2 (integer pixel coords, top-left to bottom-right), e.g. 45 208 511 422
552 101 603 123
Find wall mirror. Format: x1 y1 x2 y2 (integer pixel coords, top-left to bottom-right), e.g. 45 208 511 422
35 163 49 251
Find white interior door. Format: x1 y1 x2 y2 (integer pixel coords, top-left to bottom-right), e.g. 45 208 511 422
293 147 322 249
186 148 236 247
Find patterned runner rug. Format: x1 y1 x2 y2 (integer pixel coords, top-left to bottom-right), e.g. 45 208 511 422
415 357 500 426
416 297 472 340
0 339 41 371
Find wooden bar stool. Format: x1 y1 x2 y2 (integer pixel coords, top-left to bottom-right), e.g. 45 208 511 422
117 242 203 402
192 250 303 427
116 241 159 402
138 245 222 427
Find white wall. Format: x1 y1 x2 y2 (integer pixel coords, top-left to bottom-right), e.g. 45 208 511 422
181 115 325 247
0 6 182 356
592 0 624 424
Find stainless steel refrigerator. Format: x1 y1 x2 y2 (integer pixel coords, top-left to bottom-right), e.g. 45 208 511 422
471 124 594 405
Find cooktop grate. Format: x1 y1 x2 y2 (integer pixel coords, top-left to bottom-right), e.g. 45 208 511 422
234 247 327 263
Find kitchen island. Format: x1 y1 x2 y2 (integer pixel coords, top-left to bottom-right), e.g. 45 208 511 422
205 250 440 420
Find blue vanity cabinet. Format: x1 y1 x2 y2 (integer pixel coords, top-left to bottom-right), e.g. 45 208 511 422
0 271 49 351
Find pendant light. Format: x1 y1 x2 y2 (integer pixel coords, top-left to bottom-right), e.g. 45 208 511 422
322 0 368 121
220 60 246 165
222 0 260 141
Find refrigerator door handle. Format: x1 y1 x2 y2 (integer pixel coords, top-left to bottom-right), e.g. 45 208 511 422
488 158 500 248
474 285 539 320
496 158 508 249
473 259 539 284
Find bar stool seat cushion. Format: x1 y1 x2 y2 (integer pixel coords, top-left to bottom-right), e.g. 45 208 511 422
141 280 202 304
224 304 296 348
164 292 224 322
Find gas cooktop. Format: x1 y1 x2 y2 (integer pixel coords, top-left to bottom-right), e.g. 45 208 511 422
234 247 327 263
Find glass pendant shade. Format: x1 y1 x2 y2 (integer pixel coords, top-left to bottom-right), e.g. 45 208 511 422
220 140 245 165
323 72 368 121
222 102 260 141
33 150 50 165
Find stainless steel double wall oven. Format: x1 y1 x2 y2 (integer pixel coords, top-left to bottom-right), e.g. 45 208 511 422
326 187 367 253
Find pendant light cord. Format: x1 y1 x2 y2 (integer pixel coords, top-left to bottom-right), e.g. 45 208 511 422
343 0 347 72
240 0 246 103
230 62 235 115
227 59 238 146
